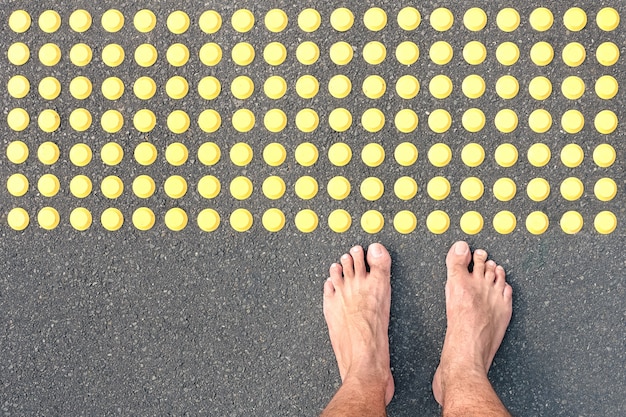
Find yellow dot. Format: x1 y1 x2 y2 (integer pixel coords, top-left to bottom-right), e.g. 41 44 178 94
561 76 585 100
198 109 222 133
100 142 123 166
197 175 221 199
595 75 618 100
530 42 554 66
262 208 285 232
69 175 92 198
360 210 384 234
529 76 552 100
394 176 418 200
596 42 620 66
101 208 124 231
134 44 158 67
394 142 418 166
7 207 29 231
329 41 354 65
296 108 319 132
199 10 222 34
597 7 620 31
395 41 419 66
7 173 29 197
165 76 188 100
9 10 31 33
594 211 617 234
8 42 30 66
363 75 387 99
594 110 618 134
528 109 553 133
198 209 221 232
167 10 189 34
132 175 156 198
165 142 188 166
295 209 319 233
264 108 287 132
198 142 221 166
396 75 420 99
69 108 92 132
262 176 286 200
130 77 154 101
429 75 453 99
164 175 188 199
395 109 418 133
132 207 155 231
362 108 385 132
298 8 321 32
230 209 253 232
496 75 519 99
39 10 61 33
165 208 188 231
460 211 484 235
328 76 352 99
463 41 487 65
102 44 125 67
426 210 450 234
427 176 450 200
462 108 486 133
101 9 124 32
7 108 29 131
463 7 487 31
495 42 519 66
7 75 30 98
328 209 352 233
461 143 485 167
167 110 190 134
394 210 417 234
230 142 253 166
100 77 124 101
327 176 351 200
231 75 254 100
38 109 60 132
593 144 616 167
560 109 584 134
101 175 124 199
295 75 318 99
167 43 190 67
560 177 584 201
364 7 387 31
265 76 288 99
297 41 320 65
428 109 452 133
527 143 551 167
564 7 587 31
295 176 318 199
37 141 59 165
363 41 386 65
331 8 354 32
328 108 353 132
265 9 289 33
132 109 155 133
295 142 319 166
560 144 584 168
69 143 92 167
428 143 452 167
460 176 484 201
497 8 520 32
70 208 92 231
69 43 92 66
38 207 60 230
397 7 421 30
264 42 287 66
530 7 553 31
462 74 485 99
594 178 617 201
198 76 221 101
232 9 254 32
134 9 156 32
493 178 517 201
526 211 549 235
430 7 454 31
429 41 453 65
38 43 61 66
328 143 353 167
494 109 518 133
527 178 550 202
360 177 384 201
493 210 517 234
6 141 29 164
263 142 286 166
562 42 586 67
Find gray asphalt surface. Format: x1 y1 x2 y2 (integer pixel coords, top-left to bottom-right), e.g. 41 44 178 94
1 0 625 416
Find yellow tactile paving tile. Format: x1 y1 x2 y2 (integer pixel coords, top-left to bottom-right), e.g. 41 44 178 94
2 6 622 235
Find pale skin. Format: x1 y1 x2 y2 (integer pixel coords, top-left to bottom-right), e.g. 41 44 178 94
321 241 513 417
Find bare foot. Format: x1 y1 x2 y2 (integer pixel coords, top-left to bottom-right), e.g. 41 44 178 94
323 243 395 405
432 241 513 406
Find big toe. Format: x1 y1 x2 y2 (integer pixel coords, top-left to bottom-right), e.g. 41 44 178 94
446 241 471 278
366 243 391 278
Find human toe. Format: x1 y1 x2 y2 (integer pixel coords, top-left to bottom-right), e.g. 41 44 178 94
485 260 497 282
323 277 335 297
503 282 513 300
472 249 488 277
330 262 344 288
350 245 367 277
495 265 507 289
446 241 472 278
366 243 391 278
340 253 355 279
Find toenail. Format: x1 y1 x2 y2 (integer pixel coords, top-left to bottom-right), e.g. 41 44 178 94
350 246 361 253
475 249 487 258
370 243 383 257
454 241 469 255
